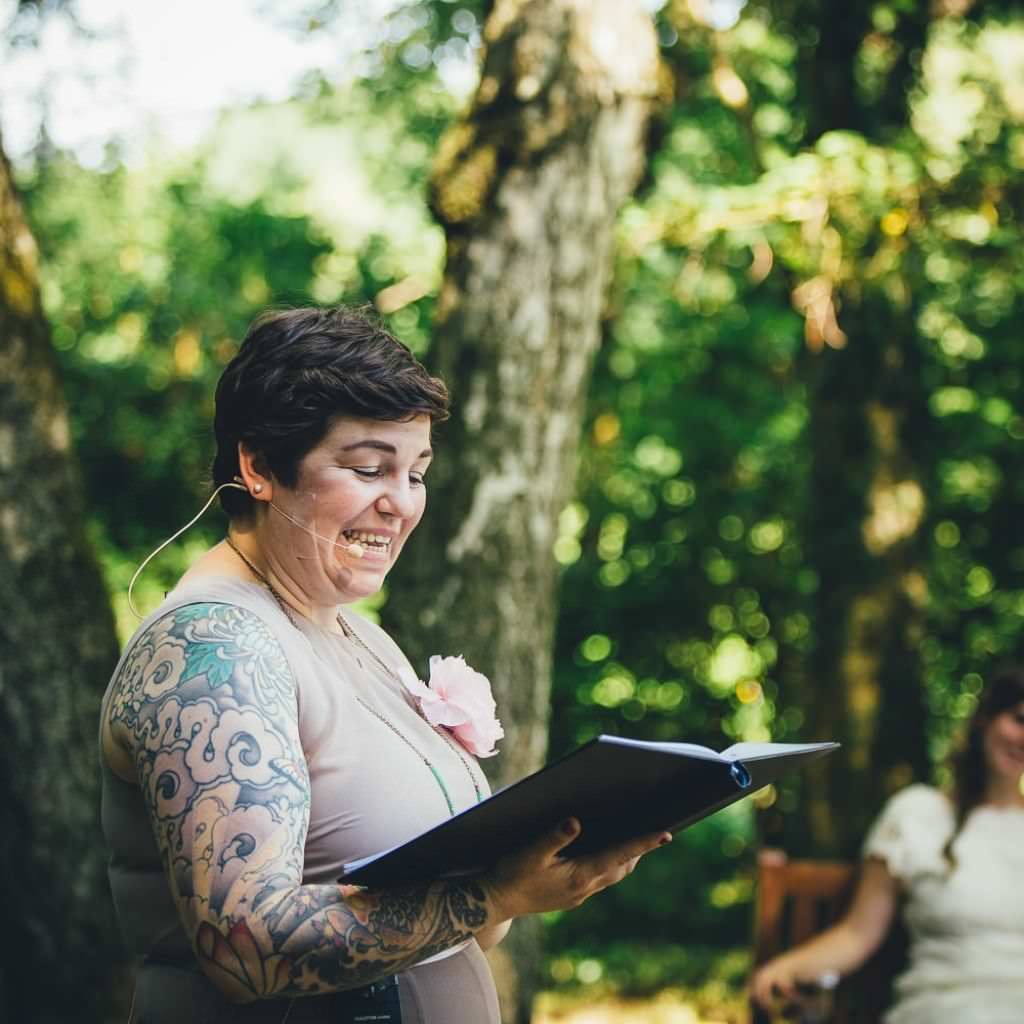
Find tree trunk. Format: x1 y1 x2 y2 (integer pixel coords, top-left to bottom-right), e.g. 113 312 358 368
774 298 932 858
382 2 659 1019
0 135 124 1021
753 0 936 860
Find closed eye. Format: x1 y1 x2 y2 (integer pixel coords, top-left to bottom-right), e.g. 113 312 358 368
352 466 427 486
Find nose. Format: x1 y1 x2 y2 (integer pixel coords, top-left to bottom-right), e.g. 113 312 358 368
375 480 417 520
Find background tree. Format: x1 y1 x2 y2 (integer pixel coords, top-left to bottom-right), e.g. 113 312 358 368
755 0 937 856
0 131 123 1022
382 1 659 1019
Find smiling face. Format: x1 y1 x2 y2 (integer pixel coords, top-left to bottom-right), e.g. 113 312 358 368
260 414 433 606
983 701 1024 790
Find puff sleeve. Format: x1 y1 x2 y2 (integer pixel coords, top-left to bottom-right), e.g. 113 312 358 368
861 784 953 883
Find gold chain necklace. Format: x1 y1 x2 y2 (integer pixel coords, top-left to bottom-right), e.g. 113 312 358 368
224 536 482 812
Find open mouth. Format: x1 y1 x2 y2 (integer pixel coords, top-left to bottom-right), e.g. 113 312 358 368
343 529 393 554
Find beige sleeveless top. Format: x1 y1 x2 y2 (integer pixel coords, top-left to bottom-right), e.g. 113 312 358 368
100 576 500 1023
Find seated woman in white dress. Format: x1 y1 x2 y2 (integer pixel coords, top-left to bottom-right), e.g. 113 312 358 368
751 669 1024 1024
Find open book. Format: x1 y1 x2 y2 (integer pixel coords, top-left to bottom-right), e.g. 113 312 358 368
339 735 837 887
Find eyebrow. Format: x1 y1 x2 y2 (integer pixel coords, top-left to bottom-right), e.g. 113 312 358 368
340 439 433 459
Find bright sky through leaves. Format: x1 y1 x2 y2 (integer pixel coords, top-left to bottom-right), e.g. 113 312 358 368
0 0 402 164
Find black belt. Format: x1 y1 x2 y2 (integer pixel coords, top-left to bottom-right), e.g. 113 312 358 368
330 975 402 1023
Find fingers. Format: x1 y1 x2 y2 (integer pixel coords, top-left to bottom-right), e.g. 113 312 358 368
480 818 583 919
617 829 674 861
538 817 583 861
751 969 775 1008
483 821 673 920
750 970 773 1008
499 817 582 873
775 979 799 1003
569 830 672 898
750 965 797 1009
585 829 672 874
503 817 583 878
539 822 673 868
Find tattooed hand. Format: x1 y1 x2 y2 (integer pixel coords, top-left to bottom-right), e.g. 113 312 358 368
106 603 494 1002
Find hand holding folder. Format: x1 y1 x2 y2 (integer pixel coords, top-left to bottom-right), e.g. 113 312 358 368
339 735 837 888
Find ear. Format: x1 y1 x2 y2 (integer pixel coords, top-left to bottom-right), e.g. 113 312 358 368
236 442 274 504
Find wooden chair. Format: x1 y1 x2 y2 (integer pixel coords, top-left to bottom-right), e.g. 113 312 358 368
750 848 906 1024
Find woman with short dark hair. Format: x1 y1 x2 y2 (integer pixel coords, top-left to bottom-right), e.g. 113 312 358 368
751 669 1024 1023
100 306 669 1023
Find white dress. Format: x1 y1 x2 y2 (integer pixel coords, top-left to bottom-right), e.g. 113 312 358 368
862 784 1024 1024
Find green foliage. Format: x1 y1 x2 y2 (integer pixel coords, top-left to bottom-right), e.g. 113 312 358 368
547 1 1024 964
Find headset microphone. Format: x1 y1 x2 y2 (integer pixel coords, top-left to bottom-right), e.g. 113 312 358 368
269 501 366 559
127 482 367 620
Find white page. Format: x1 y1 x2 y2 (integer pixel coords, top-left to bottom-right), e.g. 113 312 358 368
720 740 837 760
600 735 725 761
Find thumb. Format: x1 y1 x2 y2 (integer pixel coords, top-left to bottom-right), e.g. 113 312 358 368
535 817 581 860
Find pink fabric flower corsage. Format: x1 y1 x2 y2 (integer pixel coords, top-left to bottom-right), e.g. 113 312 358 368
405 655 504 758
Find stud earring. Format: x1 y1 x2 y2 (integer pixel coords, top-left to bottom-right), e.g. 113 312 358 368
253 483 264 494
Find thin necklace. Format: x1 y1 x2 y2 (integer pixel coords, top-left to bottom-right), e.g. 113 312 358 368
224 536 483 812
332 610 484 807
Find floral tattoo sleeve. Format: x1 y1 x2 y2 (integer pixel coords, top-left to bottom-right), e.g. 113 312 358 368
108 602 490 1002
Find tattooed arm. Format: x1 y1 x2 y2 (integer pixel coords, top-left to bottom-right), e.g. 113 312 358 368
107 602 493 1002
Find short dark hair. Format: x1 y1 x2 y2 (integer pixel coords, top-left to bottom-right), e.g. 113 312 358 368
212 306 449 518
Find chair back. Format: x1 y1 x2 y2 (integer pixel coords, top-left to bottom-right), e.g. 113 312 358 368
750 848 906 1024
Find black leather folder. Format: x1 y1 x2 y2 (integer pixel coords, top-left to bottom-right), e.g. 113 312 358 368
339 735 838 887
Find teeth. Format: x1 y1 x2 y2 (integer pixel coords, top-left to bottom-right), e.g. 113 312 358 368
344 530 391 546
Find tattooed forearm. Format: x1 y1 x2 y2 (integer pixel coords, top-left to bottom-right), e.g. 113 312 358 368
108 602 496 1002
343 879 488 961
243 878 491 996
